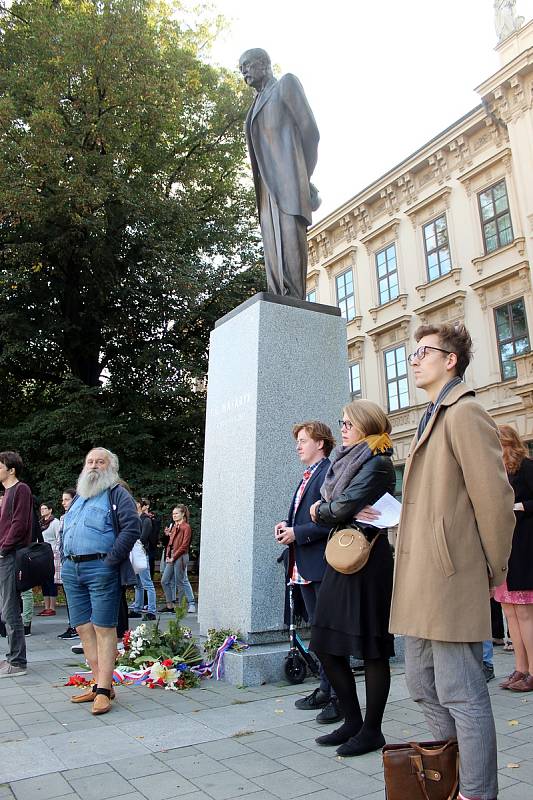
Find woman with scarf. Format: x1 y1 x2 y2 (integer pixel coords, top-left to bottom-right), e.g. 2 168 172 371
38 503 61 617
309 399 396 757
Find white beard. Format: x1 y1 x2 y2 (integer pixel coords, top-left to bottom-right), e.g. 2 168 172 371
76 466 119 499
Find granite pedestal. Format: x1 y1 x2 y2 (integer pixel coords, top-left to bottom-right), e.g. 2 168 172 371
198 293 349 685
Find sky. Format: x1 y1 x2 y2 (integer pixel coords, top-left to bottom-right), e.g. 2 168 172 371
206 0 533 221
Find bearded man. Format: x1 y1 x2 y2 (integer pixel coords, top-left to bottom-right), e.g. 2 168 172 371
61 448 139 715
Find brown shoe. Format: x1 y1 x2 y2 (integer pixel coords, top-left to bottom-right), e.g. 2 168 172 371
509 673 533 692
499 670 527 689
92 693 113 715
71 686 115 703
71 686 96 703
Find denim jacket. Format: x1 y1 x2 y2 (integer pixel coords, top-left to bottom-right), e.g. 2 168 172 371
61 483 139 586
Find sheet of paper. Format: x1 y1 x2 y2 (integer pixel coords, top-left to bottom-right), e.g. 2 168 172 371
355 492 402 529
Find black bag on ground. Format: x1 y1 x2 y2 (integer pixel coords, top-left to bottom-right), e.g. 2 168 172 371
15 542 54 592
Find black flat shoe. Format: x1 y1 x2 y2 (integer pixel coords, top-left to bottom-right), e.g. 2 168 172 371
316 722 360 747
336 731 385 757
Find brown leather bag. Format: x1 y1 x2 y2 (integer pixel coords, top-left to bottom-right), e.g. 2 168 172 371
382 739 459 800
325 526 380 574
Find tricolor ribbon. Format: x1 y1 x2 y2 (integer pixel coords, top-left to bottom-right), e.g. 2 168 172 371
206 636 249 680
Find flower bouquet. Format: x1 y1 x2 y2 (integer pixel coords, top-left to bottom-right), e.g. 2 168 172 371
113 601 206 690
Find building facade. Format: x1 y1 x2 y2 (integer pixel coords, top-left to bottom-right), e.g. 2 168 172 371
307 20 533 491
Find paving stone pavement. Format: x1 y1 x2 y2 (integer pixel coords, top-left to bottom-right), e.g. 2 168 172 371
0 611 532 799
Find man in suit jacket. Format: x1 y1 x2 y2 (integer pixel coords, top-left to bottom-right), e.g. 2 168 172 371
275 421 342 723
239 48 320 300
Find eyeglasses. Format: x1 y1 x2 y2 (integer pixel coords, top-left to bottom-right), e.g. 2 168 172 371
407 345 453 365
338 420 353 430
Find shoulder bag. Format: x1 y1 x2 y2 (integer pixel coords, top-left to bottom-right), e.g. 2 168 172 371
382 739 459 800
4 485 55 591
129 539 148 574
325 525 381 575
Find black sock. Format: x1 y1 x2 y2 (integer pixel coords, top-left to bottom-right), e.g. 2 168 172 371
95 687 111 698
315 651 363 730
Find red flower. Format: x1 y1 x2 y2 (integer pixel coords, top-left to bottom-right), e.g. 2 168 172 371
162 659 174 667
122 630 132 651
65 674 92 687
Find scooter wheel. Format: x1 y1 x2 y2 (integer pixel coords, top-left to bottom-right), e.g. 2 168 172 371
284 653 307 684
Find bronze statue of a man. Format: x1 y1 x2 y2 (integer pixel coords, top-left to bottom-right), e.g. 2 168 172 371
239 49 320 300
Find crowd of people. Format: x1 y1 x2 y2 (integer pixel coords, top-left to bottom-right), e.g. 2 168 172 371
274 322 531 800
1 320 532 800
0 449 196 713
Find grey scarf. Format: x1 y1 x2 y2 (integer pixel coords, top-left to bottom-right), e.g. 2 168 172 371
321 436 393 502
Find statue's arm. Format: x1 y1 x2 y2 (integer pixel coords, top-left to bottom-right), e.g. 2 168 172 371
279 73 320 178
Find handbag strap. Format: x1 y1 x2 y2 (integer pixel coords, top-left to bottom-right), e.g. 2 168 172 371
407 743 459 800
409 755 431 800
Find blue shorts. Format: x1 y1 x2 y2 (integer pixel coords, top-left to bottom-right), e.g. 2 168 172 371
61 559 121 628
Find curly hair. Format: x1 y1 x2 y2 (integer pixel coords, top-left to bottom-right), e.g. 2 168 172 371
498 425 528 474
292 421 335 457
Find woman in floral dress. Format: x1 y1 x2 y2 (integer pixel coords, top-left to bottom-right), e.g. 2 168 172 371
496 425 533 692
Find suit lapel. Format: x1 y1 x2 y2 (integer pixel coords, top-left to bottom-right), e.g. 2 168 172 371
250 78 277 125
403 384 475 485
402 410 441 486
297 460 327 509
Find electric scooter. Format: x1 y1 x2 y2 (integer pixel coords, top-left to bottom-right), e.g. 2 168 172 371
284 582 321 684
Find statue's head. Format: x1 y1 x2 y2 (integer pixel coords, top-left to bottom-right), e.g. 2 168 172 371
239 48 273 91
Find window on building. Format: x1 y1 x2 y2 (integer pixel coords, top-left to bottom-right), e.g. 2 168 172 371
423 215 451 281
376 244 399 305
306 289 316 304
393 464 405 502
349 363 361 398
494 297 530 380
478 179 514 254
385 346 409 412
335 269 356 321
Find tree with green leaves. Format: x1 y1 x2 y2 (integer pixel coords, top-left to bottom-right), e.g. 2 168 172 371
0 0 264 543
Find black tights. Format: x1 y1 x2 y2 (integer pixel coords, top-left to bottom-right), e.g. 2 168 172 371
316 651 390 736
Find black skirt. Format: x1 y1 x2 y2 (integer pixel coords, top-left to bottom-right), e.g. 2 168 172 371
310 534 395 661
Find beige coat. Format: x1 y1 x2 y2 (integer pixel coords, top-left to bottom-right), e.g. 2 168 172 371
389 384 515 642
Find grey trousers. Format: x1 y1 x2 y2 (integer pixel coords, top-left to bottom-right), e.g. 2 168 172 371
0 553 27 667
300 582 336 699
405 637 497 800
259 181 308 299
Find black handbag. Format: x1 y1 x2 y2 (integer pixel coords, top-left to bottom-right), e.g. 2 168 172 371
15 542 54 592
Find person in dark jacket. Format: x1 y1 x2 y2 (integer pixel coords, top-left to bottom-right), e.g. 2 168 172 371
0 451 33 677
274 421 340 723
61 448 140 715
140 498 158 578
127 500 157 621
309 400 396 757
495 425 533 693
